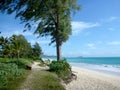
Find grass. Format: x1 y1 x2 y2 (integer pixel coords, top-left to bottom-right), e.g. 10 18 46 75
0 58 33 65
0 58 32 90
0 58 65 90
23 70 65 90
0 70 30 90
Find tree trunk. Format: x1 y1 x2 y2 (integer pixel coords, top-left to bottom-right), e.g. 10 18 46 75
56 41 61 61
56 12 62 61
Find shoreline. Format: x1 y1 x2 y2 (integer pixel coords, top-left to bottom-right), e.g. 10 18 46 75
65 66 120 90
72 66 120 78
70 63 120 76
42 58 120 76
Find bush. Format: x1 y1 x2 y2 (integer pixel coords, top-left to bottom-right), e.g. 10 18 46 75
49 60 71 77
10 59 32 69
0 63 25 87
0 58 33 69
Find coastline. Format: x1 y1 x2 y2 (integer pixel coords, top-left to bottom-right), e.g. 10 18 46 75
70 63 120 76
65 66 120 90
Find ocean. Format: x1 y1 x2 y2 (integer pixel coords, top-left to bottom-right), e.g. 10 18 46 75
43 57 120 76
66 57 120 76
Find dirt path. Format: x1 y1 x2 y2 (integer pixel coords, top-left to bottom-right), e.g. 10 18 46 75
19 62 49 90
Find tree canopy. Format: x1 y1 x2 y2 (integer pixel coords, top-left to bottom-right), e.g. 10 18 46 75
0 0 80 60
0 34 42 59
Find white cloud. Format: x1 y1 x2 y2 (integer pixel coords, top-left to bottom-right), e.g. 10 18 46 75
30 39 50 45
108 28 115 31
99 16 119 25
87 43 96 49
62 51 90 57
80 51 90 56
97 41 103 44
1 30 33 37
72 21 100 35
107 41 120 45
84 32 91 36
107 16 118 22
38 40 50 44
13 30 33 36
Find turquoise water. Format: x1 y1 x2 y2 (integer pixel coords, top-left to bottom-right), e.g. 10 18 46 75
43 57 120 76
67 57 120 65
66 57 120 76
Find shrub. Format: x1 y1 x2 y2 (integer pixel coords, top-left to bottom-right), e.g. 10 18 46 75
10 59 32 69
0 58 33 68
0 63 25 87
0 58 33 69
49 60 71 77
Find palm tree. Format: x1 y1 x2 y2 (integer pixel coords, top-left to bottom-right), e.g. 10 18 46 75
0 36 9 57
10 35 23 59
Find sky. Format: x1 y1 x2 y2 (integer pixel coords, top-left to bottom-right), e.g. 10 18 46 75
0 0 120 57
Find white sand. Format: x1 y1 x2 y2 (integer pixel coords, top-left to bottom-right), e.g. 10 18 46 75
65 67 120 90
32 62 49 70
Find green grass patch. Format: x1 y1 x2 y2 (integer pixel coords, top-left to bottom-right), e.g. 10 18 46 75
0 70 30 90
0 58 33 89
0 58 33 69
27 70 65 90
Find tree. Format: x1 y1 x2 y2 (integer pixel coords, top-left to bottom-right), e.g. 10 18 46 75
10 35 20 59
0 34 43 59
0 0 80 60
10 34 33 58
32 42 42 59
0 36 9 57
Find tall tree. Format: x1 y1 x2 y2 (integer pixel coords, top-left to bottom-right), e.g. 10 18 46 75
0 0 80 60
10 34 32 58
32 42 42 58
10 34 24 59
0 36 9 57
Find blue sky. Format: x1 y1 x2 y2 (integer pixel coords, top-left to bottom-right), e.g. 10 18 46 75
0 0 120 57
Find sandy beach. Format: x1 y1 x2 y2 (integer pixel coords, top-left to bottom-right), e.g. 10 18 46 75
65 67 120 90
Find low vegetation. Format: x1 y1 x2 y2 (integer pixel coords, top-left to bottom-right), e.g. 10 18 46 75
0 58 67 89
0 58 32 89
0 57 34 89
49 60 75 84
24 70 65 90
0 70 30 90
0 34 72 89
0 58 33 69
49 60 71 77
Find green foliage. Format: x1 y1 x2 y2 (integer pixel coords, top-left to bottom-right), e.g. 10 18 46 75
0 63 25 88
0 0 80 60
32 42 42 59
0 58 33 69
0 70 30 90
49 60 71 77
0 34 43 59
8 34 33 59
0 58 32 89
10 59 32 69
25 70 65 90
0 58 12 63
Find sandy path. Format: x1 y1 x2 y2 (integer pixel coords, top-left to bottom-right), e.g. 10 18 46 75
20 62 49 90
31 62 49 70
65 67 120 90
